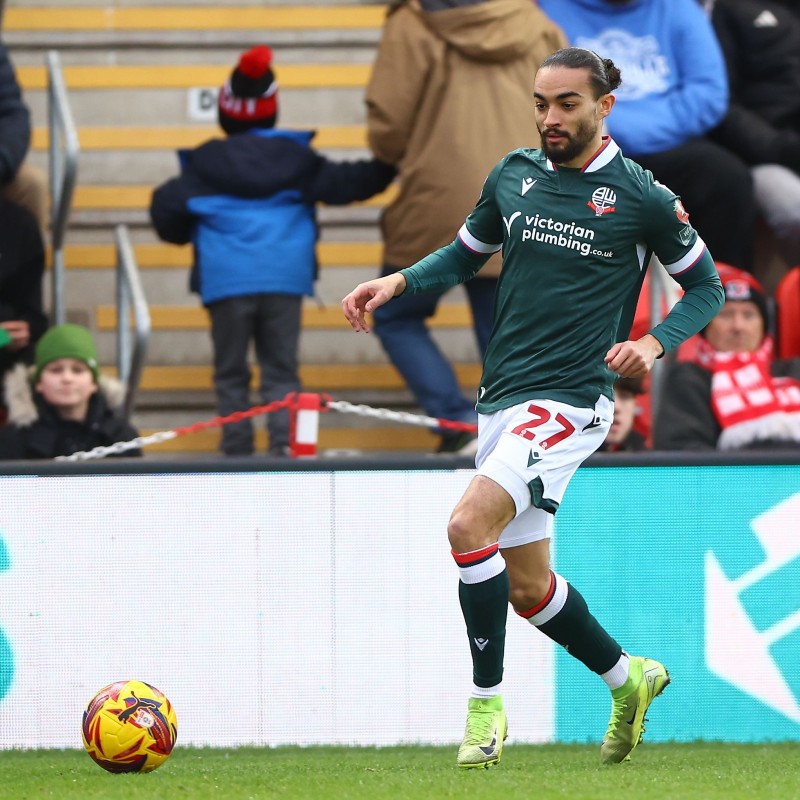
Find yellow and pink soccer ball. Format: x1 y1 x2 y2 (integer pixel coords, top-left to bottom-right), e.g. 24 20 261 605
81 680 178 773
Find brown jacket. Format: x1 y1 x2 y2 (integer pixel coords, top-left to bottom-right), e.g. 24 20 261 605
366 0 566 276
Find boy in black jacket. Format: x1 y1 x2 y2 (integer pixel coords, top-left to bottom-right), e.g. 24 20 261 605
0 324 142 460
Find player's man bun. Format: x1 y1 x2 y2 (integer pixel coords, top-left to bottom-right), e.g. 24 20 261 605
602 58 622 93
539 47 623 98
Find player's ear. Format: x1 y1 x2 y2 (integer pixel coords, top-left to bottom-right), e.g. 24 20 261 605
597 92 615 119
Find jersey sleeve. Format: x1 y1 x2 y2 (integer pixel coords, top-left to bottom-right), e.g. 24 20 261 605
641 179 724 352
401 159 505 295
642 179 705 276
461 159 506 251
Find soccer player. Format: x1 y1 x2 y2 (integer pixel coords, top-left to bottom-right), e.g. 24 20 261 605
341 48 724 767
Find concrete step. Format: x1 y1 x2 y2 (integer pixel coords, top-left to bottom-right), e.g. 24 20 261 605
127 363 481 393
133 423 448 457
97 302 477 332
89 302 482 366
5 3 386 51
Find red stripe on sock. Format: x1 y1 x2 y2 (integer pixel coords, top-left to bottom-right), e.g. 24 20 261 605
451 543 499 566
516 570 556 619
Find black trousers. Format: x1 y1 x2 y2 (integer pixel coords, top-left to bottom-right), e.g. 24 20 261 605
636 138 756 272
208 293 302 455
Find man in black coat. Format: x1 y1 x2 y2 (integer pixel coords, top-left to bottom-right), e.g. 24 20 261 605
706 0 800 265
0 38 46 232
0 196 48 422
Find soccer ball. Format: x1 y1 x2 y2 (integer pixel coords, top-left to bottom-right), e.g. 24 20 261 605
81 680 178 773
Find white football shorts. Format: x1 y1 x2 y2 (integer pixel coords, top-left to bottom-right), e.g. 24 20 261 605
475 395 613 548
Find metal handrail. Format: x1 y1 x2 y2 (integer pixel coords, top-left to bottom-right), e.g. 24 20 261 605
46 50 79 325
115 225 151 421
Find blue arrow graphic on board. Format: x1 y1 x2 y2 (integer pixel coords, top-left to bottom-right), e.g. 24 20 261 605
0 533 13 701
705 492 800 723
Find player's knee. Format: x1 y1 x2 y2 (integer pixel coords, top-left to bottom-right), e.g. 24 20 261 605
508 573 553 613
447 508 490 554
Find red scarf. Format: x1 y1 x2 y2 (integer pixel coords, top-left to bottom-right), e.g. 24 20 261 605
694 336 800 449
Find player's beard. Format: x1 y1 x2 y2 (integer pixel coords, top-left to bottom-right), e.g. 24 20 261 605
539 116 599 164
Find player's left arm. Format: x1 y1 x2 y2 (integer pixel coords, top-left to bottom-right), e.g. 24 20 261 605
606 185 724 377
648 247 723 352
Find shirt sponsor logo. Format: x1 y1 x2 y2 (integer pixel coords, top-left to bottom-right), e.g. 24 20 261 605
588 187 616 217
674 199 690 223
508 212 613 258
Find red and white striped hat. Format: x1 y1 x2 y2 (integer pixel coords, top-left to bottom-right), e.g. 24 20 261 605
218 45 279 134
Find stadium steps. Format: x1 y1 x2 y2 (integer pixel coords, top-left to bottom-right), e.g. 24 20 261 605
3 4 386 49
9 1 483 454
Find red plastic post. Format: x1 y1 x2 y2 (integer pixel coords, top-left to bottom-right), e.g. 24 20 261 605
289 393 322 458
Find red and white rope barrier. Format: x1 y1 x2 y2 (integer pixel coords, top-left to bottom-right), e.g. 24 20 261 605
55 393 478 461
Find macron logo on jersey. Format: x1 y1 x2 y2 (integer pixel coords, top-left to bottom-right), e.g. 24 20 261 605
521 177 537 197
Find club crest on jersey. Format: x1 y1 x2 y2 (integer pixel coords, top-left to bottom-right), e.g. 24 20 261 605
588 187 616 216
674 199 690 223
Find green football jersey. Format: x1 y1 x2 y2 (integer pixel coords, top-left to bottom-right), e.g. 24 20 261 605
402 137 720 413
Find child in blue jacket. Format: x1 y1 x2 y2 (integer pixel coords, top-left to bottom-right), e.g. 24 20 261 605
150 46 394 456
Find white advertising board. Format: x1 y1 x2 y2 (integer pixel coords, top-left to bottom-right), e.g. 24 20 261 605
0 472 553 749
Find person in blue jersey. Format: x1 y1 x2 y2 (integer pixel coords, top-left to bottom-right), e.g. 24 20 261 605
150 46 395 456
538 0 757 274
342 48 724 768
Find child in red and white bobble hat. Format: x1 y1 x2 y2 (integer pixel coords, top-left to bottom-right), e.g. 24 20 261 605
150 46 395 457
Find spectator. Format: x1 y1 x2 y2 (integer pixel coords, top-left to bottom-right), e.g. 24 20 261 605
654 264 800 450
365 0 566 453
0 38 47 235
769 0 799 19
150 46 395 457
706 0 800 267
598 376 648 452
538 0 758 272
0 195 48 422
0 324 142 460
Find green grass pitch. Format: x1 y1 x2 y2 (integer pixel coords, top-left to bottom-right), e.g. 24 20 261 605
2 743 799 800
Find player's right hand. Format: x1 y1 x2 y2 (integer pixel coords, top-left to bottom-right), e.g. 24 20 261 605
341 274 406 333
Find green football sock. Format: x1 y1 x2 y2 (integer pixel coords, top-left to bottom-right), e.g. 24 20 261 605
520 571 622 675
458 570 509 688
537 581 622 674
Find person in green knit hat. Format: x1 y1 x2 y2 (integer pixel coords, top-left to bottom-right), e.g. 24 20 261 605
0 324 142 459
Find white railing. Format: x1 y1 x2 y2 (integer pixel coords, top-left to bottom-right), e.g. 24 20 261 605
115 224 150 421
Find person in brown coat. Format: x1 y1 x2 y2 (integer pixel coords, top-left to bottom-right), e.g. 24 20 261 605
365 0 566 453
